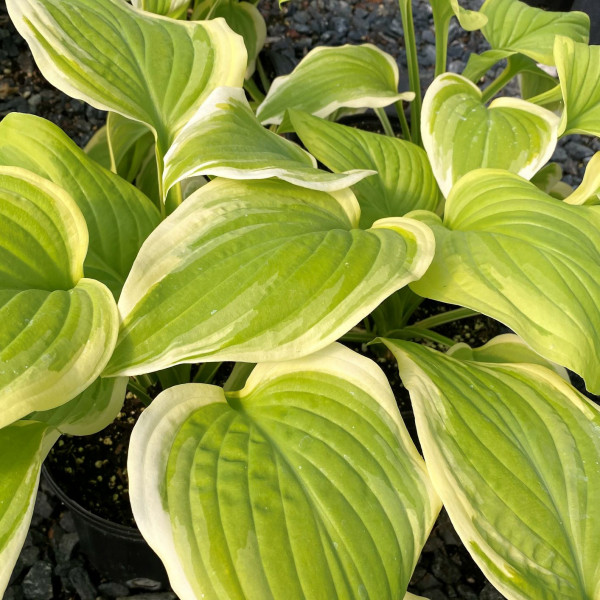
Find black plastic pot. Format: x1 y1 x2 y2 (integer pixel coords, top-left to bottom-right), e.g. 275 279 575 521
521 0 574 10
42 465 169 586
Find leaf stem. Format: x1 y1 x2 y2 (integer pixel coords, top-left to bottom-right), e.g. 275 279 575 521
256 56 271 94
244 77 266 103
481 63 515 103
398 0 422 145
193 362 223 384
412 307 479 330
128 379 152 407
393 326 456 347
375 107 396 137
395 100 412 141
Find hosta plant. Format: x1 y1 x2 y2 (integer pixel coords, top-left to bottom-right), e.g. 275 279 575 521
2 0 600 598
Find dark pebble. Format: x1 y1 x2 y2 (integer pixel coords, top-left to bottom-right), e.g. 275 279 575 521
117 594 176 600
56 532 79 564
68 566 97 600
432 553 462 584
58 511 77 534
480 583 506 600
126 578 163 591
565 140 595 160
98 582 131 598
22 562 53 600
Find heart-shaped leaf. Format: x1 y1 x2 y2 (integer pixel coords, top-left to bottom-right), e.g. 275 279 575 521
0 421 59 596
409 169 600 393
385 339 600 600
256 44 413 125
164 87 373 194
0 114 160 298
555 36 600 138
6 0 247 155
480 0 589 65
421 73 559 196
193 0 266 78
104 178 434 376
289 110 441 228
128 343 440 600
0 168 119 427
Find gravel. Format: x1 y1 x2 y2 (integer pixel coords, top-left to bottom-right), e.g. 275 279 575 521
1 0 597 598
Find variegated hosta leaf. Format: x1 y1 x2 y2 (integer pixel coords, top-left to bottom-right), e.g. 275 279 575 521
0 114 160 298
385 339 600 600
1 281 119 428
0 168 119 427
6 0 247 154
289 110 441 228
104 178 435 376
131 0 190 18
256 44 414 125
564 153 600 206
530 162 563 194
84 125 111 170
129 343 440 600
429 0 487 31
480 0 589 65
0 167 87 291
164 87 373 194
193 0 266 78
409 169 600 393
106 112 155 184
555 36 600 138
0 421 59 596
421 73 559 197
29 376 127 436
447 333 569 381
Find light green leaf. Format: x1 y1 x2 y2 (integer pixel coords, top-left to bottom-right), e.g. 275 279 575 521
129 343 440 600
384 339 600 600
6 0 247 155
289 110 441 228
193 0 266 78
480 0 589 65
0 166 87 291
0 280 119 428
462 49 513 82
564 153 600 206
421 73 559 197
555 36 600 137
0 421 59 596
0 114 160 298
106 112 155 184
447 333 569 381
83 125 111 170
429 0 487 32
104 178 434 376
131 0 190 18
256 44 414 125
29 376 127 436
530 162 563 194
164 87 373 194
409 169 600 393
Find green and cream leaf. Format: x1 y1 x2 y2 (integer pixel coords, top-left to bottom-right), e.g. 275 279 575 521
409 169 600 393
289 110 441 228
384 339 600 600
164 87 374 194
480 0 589 65
555 36 600 138
104 178 434 376
0 114 160 298
129 344 440 600
256 44 413 125
0 421 59 596
421 73 559 196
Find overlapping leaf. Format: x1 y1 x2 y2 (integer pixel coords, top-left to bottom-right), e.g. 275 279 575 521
555 36 600 138
480 0 589 65
289 110 441 228
256 44 413 125
564 153 600 206
409 169 600 393
0 168 119 428
0 114 160 298
421 73 559 196
385 339 600 600
164 87 373 194
104 178 434 376
29 376 128 436
6 0 247 154
0 421 59 596
193 0 266 78
128 344 440 600
131 0 190 18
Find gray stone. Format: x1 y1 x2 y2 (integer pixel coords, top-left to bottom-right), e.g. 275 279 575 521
22 562 53 600
68 566 96 600
481 582 506 600
98 582 131 598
